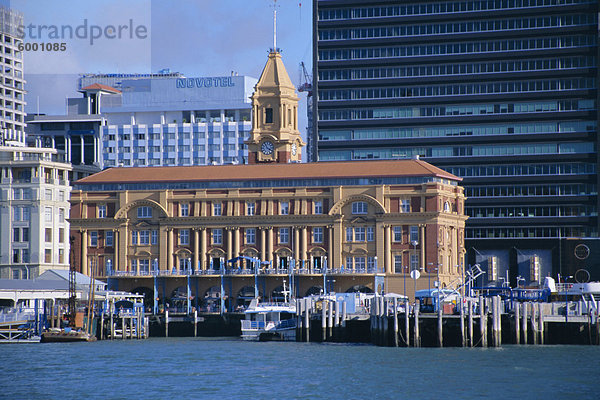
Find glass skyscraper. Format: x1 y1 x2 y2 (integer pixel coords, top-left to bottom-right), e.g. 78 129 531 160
313 0 600 283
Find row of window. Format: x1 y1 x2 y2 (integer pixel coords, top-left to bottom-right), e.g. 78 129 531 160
318 77 596 101
11 247 66 264
10 187 67 202
318 35 595 61
320 142 595 161
465 183 597 197
318 121 595 141
445 162 596 178
319 100 595 121
466 226 596 239
317 0 593 20
345 226 420 243
319 14 595 40
319 55 595 81
104 144 247 154
467 205 597 218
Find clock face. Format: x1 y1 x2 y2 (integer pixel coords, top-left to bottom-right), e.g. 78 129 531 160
261 141 274 155
291 143 297 156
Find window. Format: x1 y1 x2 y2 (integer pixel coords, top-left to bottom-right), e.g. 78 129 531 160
280 201 289 215
140 230 150 245
246 228 256 244
90 231 98 246
45 228 52 242
139 259 149 273
98 205 107 218
22 228 29 242
13 228 20 242
410 226 419 242
22 249 29 263
180 203 189 217
213 203 222 216
45 189 52 200
138 206 152 218
131 231 138 245
355 227 365 241
212 229 223 245
345 257 353 270
58 208 65 223
394 226 402 242
313 227 323 243
105 231 114 247
352 201 368 214
314 200 323 214
45 207 52 222
279 227 289 244
410 254 419 271
394 255 403 273
368 256 376 271
22 207 30 221
152 230 158 245
13 249 20 264
346 227 353 242
58 228 63 243
367 226 374 242
179 229 189 245
355 257 366 270
444 201 451 212
44 249 52 263
401 199 411 213
58 249 64 264
265 107 273 124
58 191 65 202
247 202 255 216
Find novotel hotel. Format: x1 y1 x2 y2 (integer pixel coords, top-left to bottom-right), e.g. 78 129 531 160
98 74 257 168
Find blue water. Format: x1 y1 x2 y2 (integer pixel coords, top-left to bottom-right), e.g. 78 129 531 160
1 339 599 400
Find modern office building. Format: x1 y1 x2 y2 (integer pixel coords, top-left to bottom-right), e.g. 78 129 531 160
68 49 468 305
0 6 26 146
27 73 258 169
0 146 72 279
313 0 600 283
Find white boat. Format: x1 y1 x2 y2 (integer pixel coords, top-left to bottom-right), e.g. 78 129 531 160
241 299 297 341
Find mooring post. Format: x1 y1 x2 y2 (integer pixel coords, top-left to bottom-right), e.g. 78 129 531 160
468 299 473 347
296 299 302 342
393 297 399 347
383 298 389 346
459 297 465 347
194 309 198 338
414 299 420 347
334 300 340 330
491 296 498 347
531 302 538 345
322 300 327 342
304 298 310 342
538 303 544 345
110 310 114 340
342 301 347 328
479 296 487 347
515 302 521 344
328 299 334 339
99 311 104 341
404 300 410 348
165 310 169 338
122 314 126 340
522 302 528 345
437 301 443 347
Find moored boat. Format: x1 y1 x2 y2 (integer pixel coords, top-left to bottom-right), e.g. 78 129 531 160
241 299 297 341
40 327 97 343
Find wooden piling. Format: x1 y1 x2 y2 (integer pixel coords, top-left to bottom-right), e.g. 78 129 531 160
522 302 528 345
531 303 538 345
459 297 465 347
194 309 198 337
404 300 410 348
100 311 104 340
492 296 499 347
479 296 487 347
468 299 474 347
393 297 399 347
334 300 340 330
538 303 544 345
110 311 114 340
342 301 347 328
304 298 310 342
498 297 503 345
322 300 327 342
165 310 169 338
328 300 334 339
414 299 420 347
515 302 520 344
437 303 443 347
122 314 126 340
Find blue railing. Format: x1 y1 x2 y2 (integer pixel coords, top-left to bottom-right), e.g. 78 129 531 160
107 266 379 277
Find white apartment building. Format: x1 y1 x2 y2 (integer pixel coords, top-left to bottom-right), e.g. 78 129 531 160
0 146 72 279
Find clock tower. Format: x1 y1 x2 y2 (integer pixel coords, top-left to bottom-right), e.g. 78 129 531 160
246 50 305 164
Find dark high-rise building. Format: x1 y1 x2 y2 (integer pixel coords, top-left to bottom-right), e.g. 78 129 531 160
313 0 600 284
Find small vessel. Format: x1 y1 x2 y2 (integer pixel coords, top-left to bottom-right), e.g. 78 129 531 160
40 327 97 343
241 281 296 341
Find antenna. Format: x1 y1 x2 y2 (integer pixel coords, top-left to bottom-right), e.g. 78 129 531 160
271 0 279 52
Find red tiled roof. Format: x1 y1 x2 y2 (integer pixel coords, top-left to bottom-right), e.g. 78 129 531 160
80 83 121 94
76 159 461 185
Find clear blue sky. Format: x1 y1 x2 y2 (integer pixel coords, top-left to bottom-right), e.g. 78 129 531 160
14 0 313 132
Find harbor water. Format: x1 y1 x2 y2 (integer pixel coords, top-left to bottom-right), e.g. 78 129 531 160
1 339 599 399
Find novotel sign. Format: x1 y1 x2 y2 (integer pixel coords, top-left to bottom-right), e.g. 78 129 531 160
176 77 235 89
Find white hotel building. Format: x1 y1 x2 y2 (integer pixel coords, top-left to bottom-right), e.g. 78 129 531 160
27 74 258 169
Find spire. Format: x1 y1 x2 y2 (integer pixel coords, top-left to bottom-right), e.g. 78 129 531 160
271 0 280 53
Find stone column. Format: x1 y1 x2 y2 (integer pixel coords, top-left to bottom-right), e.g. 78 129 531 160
81 230 88 276
226 228 233 261
200 228 207 270
260 228 266 262
294 227 300 261
193 229 200 272
80 136 84 164
233 228 240 258
167 229 174 271
301 226 308 264
267 227 273 264
113 230 119 271
384 225 392 274
327 225 333 267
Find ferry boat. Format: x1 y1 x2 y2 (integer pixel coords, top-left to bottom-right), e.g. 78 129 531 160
240 281 296 341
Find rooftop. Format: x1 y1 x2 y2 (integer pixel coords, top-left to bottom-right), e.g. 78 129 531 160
75 159 461 186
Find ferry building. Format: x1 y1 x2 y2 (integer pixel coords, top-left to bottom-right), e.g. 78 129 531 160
69 49 468 307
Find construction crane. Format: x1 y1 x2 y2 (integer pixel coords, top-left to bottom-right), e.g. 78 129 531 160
297 61 312 96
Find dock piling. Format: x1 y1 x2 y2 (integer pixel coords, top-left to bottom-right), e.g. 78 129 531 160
479 296 487 347
459 297 465 347
437 303 443 347
522 302 528 345
468 299 473 347
515 302 520 344
414 299 420 347
393 297 398 347
404 300 410 347
165 310 169 338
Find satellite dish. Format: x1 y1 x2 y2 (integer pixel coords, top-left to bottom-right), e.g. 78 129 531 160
410 270 421 280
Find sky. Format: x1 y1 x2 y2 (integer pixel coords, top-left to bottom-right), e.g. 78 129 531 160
8 0 313 134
